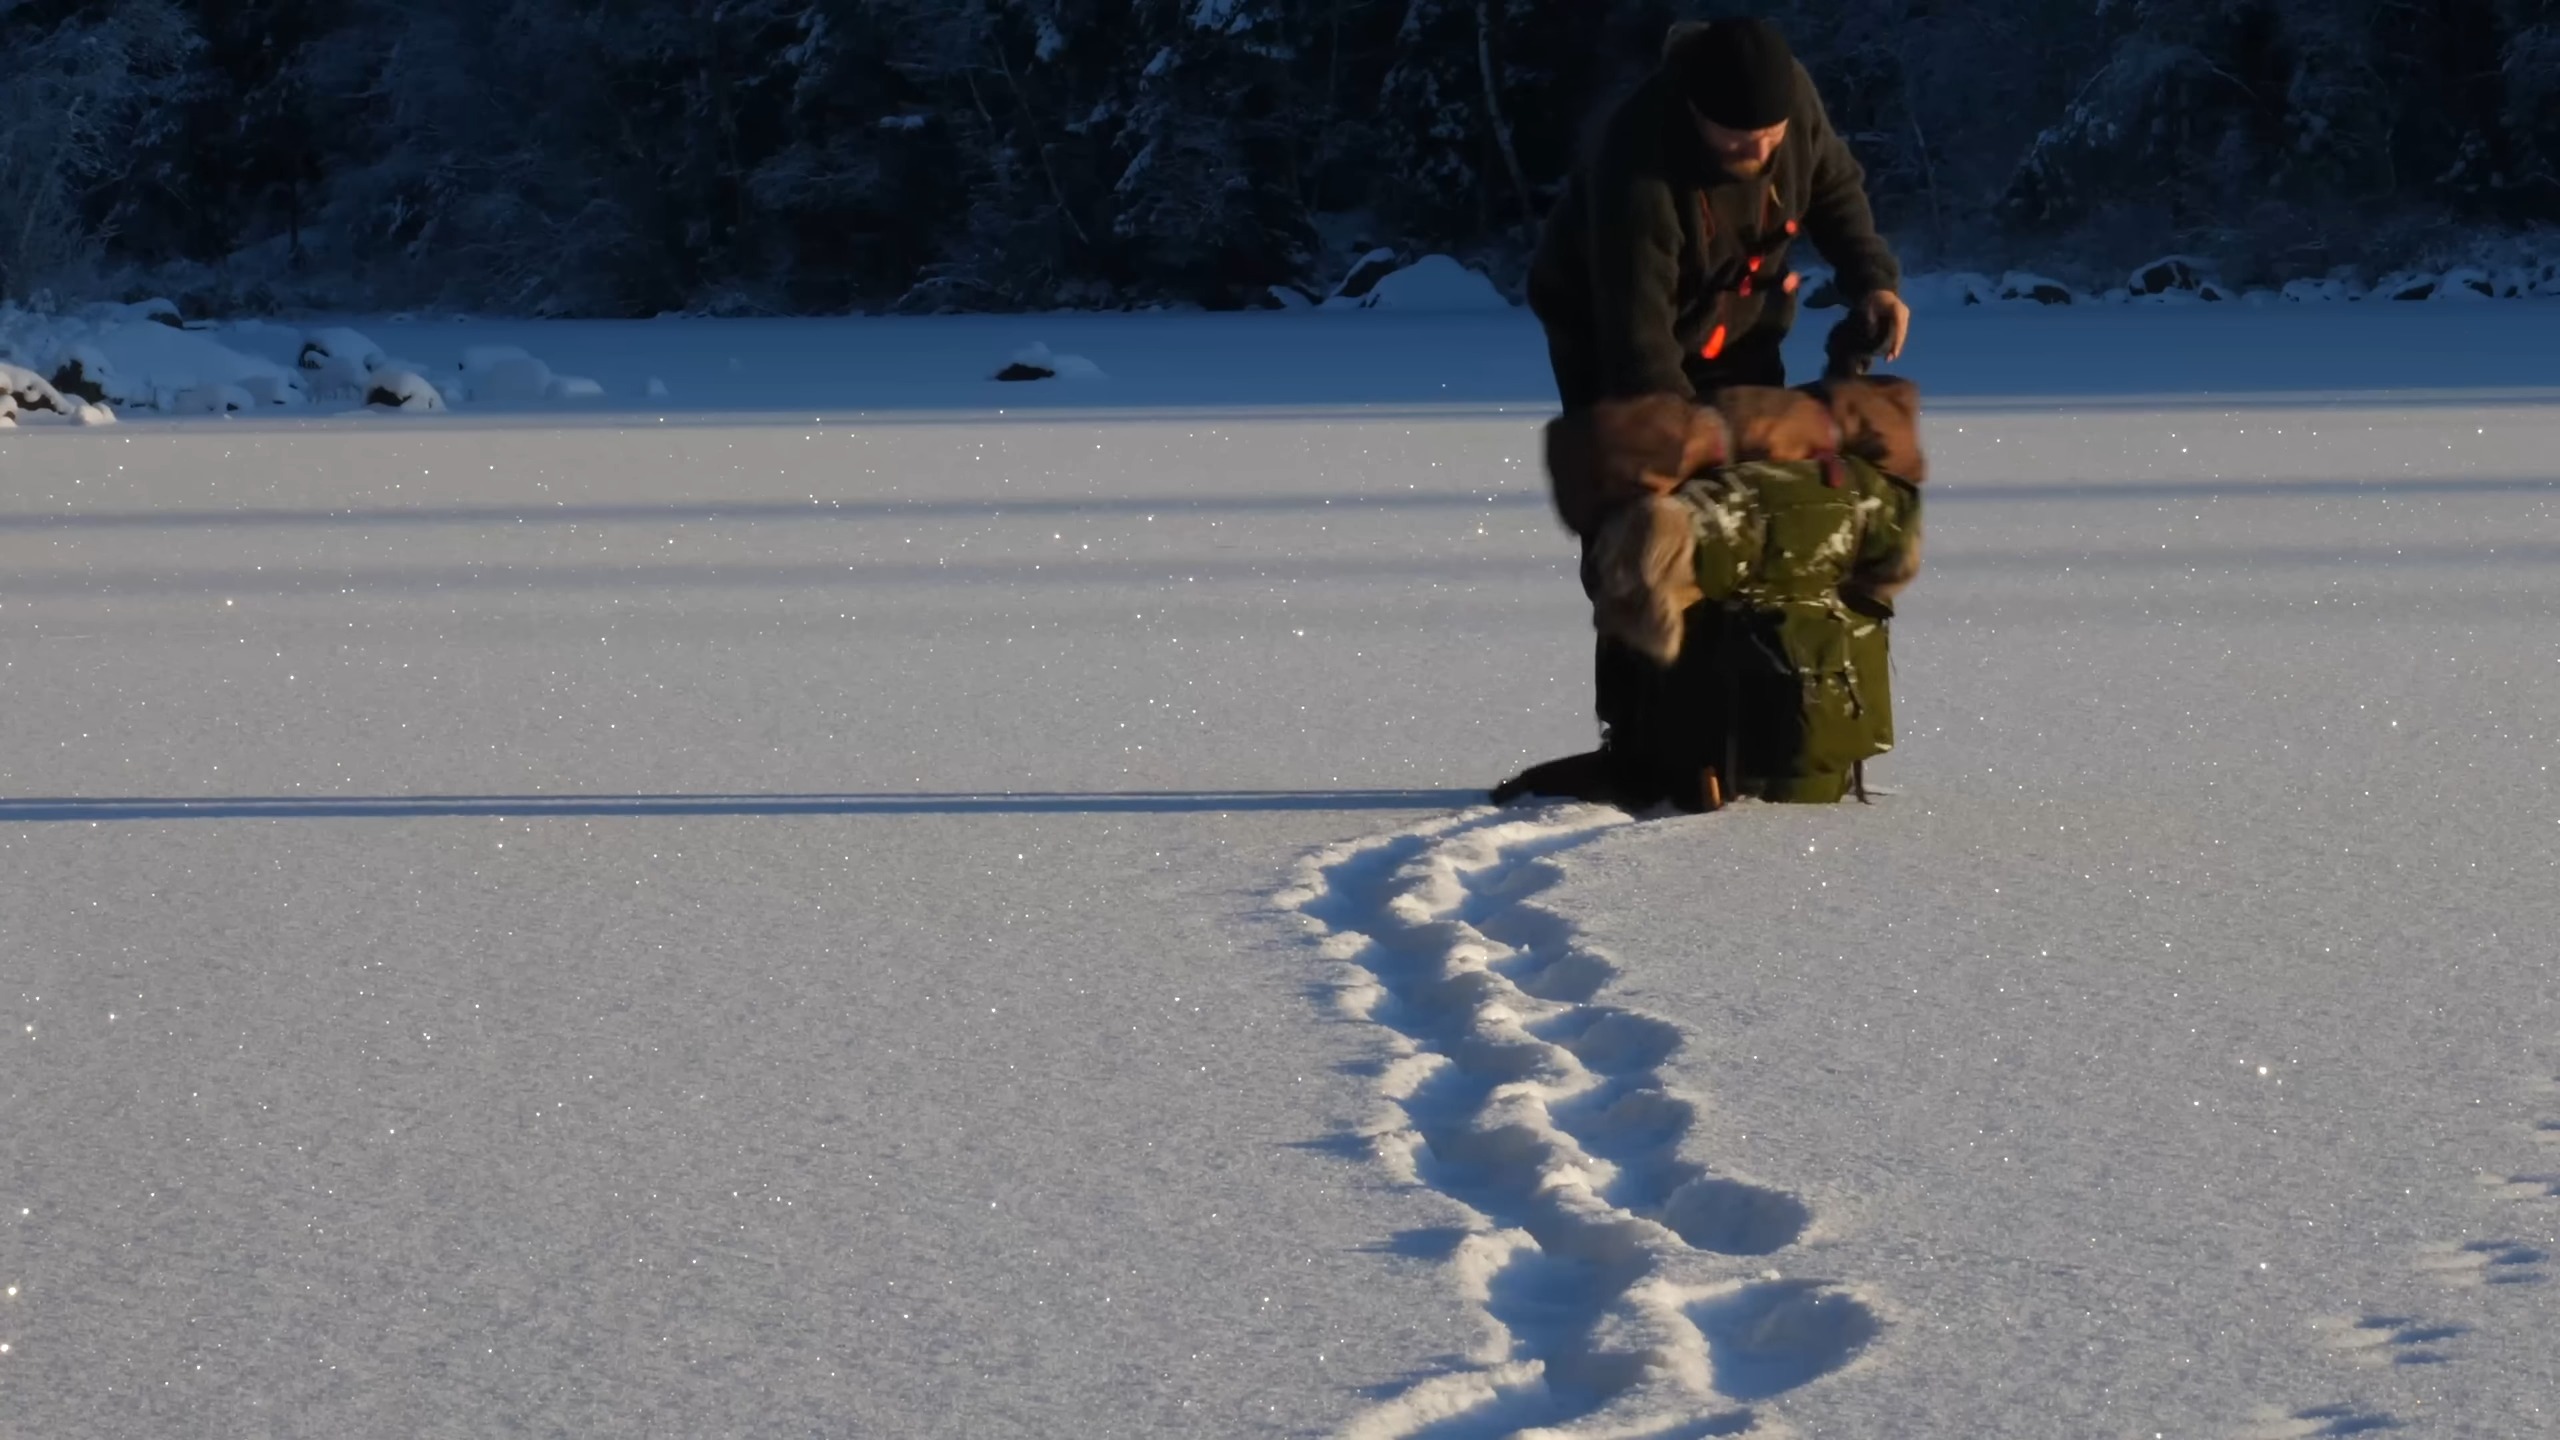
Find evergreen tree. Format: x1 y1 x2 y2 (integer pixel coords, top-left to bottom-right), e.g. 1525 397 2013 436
7 0 2558 312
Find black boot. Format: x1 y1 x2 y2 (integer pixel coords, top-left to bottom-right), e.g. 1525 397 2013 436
1488 736 1677 813
1489 749 1616 806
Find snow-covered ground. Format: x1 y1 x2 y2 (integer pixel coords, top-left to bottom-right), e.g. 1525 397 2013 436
2 304 2556 1439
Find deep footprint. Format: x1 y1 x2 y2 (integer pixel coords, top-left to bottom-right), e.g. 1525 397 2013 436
1660 1175 1813 1256
2235 1404 2408 1439
2319 1315 2470 1368
1538 1006 1685 1075
2417 1239 2551 1287
1688 1280 1880 1402
2496 1173 2560 1199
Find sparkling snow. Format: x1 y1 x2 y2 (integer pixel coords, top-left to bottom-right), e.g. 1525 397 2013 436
2 303 2555 1439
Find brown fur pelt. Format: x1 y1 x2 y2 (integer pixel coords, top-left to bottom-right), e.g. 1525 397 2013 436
1542 376 1926 542
1708 384 1840 464
1588 495 1705 664
1542 393 1731 539
1805 374 1927 486
1821 374 1926 607
1553 375 1930 664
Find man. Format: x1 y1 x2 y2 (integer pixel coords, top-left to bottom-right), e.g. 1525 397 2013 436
1526 17 1909 404
1505 16 1909 808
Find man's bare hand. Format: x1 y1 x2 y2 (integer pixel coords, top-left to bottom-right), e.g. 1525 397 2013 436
1862 291 1911 361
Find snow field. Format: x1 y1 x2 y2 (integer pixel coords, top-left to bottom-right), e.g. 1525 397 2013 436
3 306 2558 1439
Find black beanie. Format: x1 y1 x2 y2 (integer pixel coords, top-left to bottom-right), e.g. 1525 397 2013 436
1670 18 1798 131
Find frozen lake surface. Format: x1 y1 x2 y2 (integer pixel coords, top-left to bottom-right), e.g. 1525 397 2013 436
3 303 2555 1438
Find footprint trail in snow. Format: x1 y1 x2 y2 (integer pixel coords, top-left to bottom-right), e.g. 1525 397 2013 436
2484 1083 2560 1203
2251 1070 2560 1437
1278 806 1878 1439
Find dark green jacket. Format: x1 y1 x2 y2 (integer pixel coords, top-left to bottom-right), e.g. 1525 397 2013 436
1528 32 1901 405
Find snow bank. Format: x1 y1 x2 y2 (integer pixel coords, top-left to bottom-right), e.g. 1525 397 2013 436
299 327 387 395
77 297 183 328
1326 246 1402 305
0 305 301 415
1996 271 2078 305
0 306 612 419
1 360 72 416
458 346 555 402
996 341 1108 382
2282 275 2365 303
1338 255 1508 311
1882 250 2560 310
365 369 446 412
445 345 601 403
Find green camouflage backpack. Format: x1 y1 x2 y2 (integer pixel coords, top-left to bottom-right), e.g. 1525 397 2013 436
1634 455 1921 807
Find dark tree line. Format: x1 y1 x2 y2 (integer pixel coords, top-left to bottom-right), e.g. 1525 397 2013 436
4 0 2556 315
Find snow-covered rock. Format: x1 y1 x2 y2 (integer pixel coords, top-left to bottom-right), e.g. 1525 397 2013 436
996 342 1107 382
300 328 388 394
2129 255 2215 296
1327 247 1401 304
547 375 605 401
0 315 305 412
2281 276 2363 303
1997 271 2077 305
113 325 305 407
51 348 113 403
72 402 116 426
2120 254 2233 303
239 374 301 407
365 369 447 411
2433 266 2496 300
1343 255 1509 311
2374 270 2441 301
645 377 671 400
0 361 72 416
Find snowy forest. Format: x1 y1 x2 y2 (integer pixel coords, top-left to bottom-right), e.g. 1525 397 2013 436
3 0 2558 317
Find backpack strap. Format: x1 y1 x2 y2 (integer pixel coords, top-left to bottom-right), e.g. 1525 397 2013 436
1694 182 1797 364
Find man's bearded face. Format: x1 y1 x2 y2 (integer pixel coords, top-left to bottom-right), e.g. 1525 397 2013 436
1700 117 1788 178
